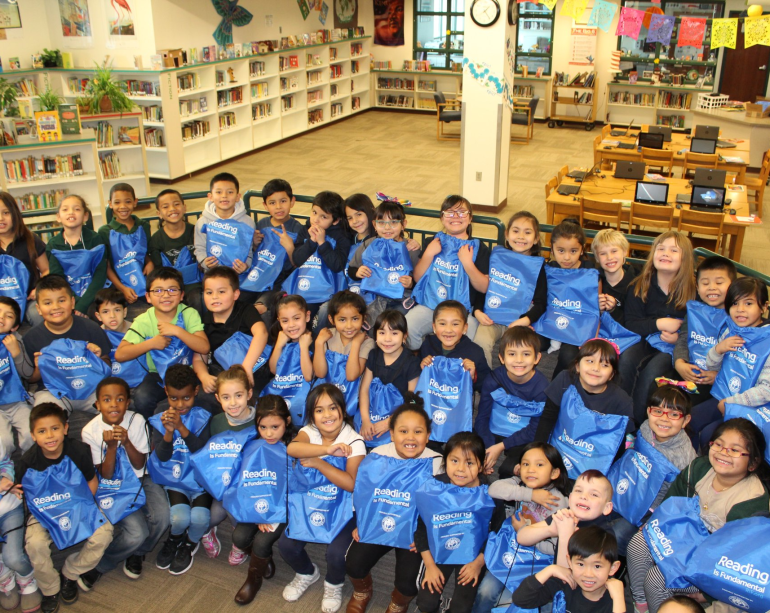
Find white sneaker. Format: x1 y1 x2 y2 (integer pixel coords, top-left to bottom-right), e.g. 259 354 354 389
282 564 320 602
321 581 344 613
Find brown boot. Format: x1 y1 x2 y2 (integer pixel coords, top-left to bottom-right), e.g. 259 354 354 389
345 575 373 613
234 554 270 605
263 556 275 579
385 588 414 613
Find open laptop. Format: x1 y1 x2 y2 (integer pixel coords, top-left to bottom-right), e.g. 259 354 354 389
717 139 737 149
676 168 727 204
614 160 646 180
649 125 673 142
611 118 635 137
557 165 597 196
635 181 670 205
691 138 717 155
638 132 665 150
694 125 719 140
690 185 727 213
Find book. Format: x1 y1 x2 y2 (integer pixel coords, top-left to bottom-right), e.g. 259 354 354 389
31 54 43 69
8 57 19 71
150 55 162 70
57 104 81 135
61 52 73 69
536 67 543 78
13 119 35 138
35 111 61 142
117 125 139 145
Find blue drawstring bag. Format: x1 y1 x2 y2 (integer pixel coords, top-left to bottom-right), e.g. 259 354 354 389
313 350 361 419
346 242 373 303
0 337 28 405
203 218 255 268
161 248 201 286
287 455 353 544
354 378 403 448
724 403 770 464
223 439 288 524
532 268 600 346
684 516 770 613
0 255 30 320
712 322 770 400
412 232 479 310
191 426 257 500
50 245 106 298
213 332 272 373
95 444 146 524
105 329 147 388
148 310 193 380
598 312 641 354
360 238 413 300
240 229 297 293
353 454 434 549
23 456 107 550
646 332 676 359
258 343 311 425
643 495 710 589
147 407 211 493
549 385 629 479
282 236 346 304
484 248 543 326
110 228 147 296
415 356 473 443
415 479 495 565
38 339 112 401
488 388 545 439
485 520 553 592
686 301 728 371
607 433 681 526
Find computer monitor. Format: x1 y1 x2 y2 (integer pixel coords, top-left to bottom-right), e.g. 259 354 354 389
648 125 672 142
693 168 727 188
691 185 726 211
635 181 670 205
694 125 719 140
638 132 665 150
690 138 717 155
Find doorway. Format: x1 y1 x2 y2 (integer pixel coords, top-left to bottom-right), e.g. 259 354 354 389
719 11 770 102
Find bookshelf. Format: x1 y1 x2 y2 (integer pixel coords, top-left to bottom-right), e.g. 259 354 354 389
604 81 713 130
371 69 463 112
549 74 599 130
511 76 551 121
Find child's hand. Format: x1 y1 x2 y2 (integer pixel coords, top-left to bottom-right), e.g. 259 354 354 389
660 330 678 344
352 527 360 542
716 335 744 355
511 514 529 531
27 289 36 301
532 488 562 510
10 484 22 500
272 225 295 253
457 558 484 586
327 442 352 457
122 287 138 304
599 294 617 312
606 577 625 605
372 418 390 438
2 334 20 359
675 359 703 383
150 335 171 351
420 355 434 369
484 443 504 474
253 229 264 246
86 343 102 358
232 259 248 274
33 352 41 370
475 310 494 326
356 265 373 279
257 523 275 533
406 237 421 252
508 317 529 328
275 331 289 349
298 331 313 350
699 370 716 384
545 564 576 589
203 256 219 268
657 317 682 333
461 358 476 379
161 411 176 434
200 372 217 394
0 477 13 493
157 322 183 338
308 225 326 245
102 429 119 446
299 457 322 469
421 563 445 594
359 418 376 441
351 331 367 346
457 245 474 267
143 261 154 276
717 399 726 414
399 275 412 289
316 328 333 346
424 237 442 259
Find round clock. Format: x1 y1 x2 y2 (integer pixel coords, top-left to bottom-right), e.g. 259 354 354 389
508 0 518 25
470 0 501 27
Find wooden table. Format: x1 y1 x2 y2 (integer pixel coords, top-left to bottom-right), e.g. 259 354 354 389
691 109 770 168
546 174 757 260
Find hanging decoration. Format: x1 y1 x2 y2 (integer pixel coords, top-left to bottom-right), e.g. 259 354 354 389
677 16 706 47
541 0 558 10
642 6 663 28
587 0 617 32
560 0 589 22
615 6 644 39
710 18 737 49
647 13 675 44
745 14 770 48
211 0 253 46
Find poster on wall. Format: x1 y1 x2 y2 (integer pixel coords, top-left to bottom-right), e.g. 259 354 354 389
105 0 136 47
0 0 22 29
334 0 358 28
58 0 94 47
320 2 329 24
374 0 404 46
569 26 596 65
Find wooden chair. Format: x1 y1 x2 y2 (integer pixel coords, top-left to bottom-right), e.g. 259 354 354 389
557 164 570 182
629 201 674 234
511 97 539 143
744 150 770 217
545 175 558 200
552 199 580 226
601 124 612 140
581 197 623 230
682 151 718 179
677 208 724 253
434 92 461 141
593 135 604 169
641 147 675 177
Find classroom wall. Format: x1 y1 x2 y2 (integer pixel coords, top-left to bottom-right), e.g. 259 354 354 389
0 0 52 71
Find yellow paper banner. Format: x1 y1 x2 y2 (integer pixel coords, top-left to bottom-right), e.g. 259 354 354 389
745 14 770 48
711 18 737 49
560 0 575 17
560 0 588 19
541 0 558 11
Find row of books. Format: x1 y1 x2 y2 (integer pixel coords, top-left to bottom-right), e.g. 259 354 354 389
281 96 296 112
177 73 201 92
609 91 656 107
331 84 340 98
378 95 414 108
251 83 269 99
308 70 324 85
373 61 392 70
217 88 244 108
281 77 299 92
377 78 414 91
351 61 362 75
512 85 534 97
17 189 70 212
418 98 437 110
180 97 209 117
67 78 90 94
181 120 211 141
279 56 300 72
98 151 122 180
250 61 266 77
657 91 693 110
330 65 343 79
418 80 437 92
27 222 60 242
575 92 593 104
4 154 84 183
308 90 323 105
554 71 596 87
12 79 37 97
121 80 160 97
331 103 343 118
402 60 431 72
308 109 324 125
351 43 364 57
307 54 324 66
142 106 163 123
329 47 339 61
656 114 686 128
219 112 237 131
352 97 361 111
94 121 115 148
253 103 272 121
144 128 165 148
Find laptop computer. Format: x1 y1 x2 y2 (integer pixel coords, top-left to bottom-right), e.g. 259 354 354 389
557 166 597 196
716 139 737 149
635 181 670 205
638 132 665 150
617 141 637 150
611 119 635 137
694 125 719 140
648 125 672 142
614 160 646 180
691 138 717 155
690 185 726 213
693 168 726 188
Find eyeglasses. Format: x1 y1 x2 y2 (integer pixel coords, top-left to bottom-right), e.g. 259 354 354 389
442 209 470 219
375 220 401 228
149 288 181 296
648 407 685 421
709 441 750 458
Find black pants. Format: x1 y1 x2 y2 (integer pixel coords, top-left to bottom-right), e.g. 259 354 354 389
346 540 422 598
416 563 485 613
232 522 286 558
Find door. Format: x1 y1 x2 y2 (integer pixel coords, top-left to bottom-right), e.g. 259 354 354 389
719 11 770 102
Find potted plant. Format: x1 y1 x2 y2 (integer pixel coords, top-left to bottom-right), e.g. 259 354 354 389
80 63 134 115
0 79 17 116
36 86 63 111
40 48 63 68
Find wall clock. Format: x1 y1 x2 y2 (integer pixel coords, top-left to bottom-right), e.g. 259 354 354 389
470 0 501 27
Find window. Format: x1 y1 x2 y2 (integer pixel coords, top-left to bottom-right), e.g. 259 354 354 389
414 0 464 69
516 2 554 76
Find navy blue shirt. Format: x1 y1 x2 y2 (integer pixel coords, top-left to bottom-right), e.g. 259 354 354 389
365 346 422 397
419 334 491 394
624 272 687 338
256 216 309 289
291 222 351 274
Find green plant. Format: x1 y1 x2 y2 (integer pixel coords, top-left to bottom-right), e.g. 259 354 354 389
40 48 63 68
36 86 63 111
0 78 17 116
81 63 134 115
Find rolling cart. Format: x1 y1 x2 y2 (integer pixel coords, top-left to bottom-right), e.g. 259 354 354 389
548 73 598 131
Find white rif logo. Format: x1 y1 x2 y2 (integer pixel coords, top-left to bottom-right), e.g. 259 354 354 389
298 278 310 291
445 537 461 550
172 465 182 479
71 379 85 390
381 516 396 532
729 376 742 394
556 316 569 330
211 245 223 257
310 512 325 526
437 286 448 300
255 499 270 514
488 296 501 309
432 410 447 425
59 517 72 531
616 479 629 495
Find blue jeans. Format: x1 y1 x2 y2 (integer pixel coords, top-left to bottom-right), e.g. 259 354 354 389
167 489 211 543
472 572 510 613
97 479 170 573
619 342 673 425
607 512 640 557
277 517 355 585
0 507 32 576
134 373 167 420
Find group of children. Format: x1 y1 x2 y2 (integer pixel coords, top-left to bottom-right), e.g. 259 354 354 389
0 172 765 613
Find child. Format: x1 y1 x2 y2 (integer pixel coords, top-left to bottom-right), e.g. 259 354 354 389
673 256 736 397
474 210 547 368
344 394 443 613
592 229 638 326
45 195 107 317
419 300 491 394
659 597 706 613
475 326 549 477
407 195 490 350
414 432 499 613
358 310 421 446
620 231 696 424
0 297 33 453
282 191 351 322
345 193 376 245
277 384 365 613
78 376 169 587
147 189 203 314
231 394 292 605
511 526 625 613
17 404 114 611
0 192 48 326
473 442 569 613
149 366 212 576
97 183 153 320
627 418 770 613
116 267 210 419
